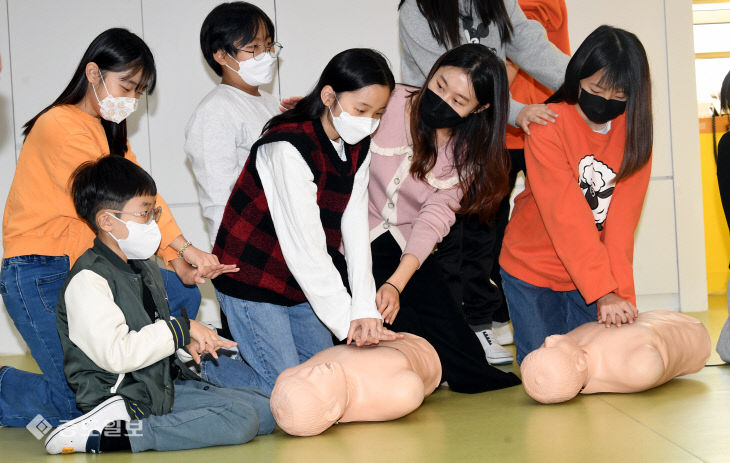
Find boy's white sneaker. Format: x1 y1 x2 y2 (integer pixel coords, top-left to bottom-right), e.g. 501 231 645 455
44 395 130 454
475 329 514 365
492 321 514 345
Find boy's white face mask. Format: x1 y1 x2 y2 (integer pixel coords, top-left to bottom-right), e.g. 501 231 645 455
226 52 277 87
106 213 161 260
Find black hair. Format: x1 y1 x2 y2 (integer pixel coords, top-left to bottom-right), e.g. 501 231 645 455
409 43 510 223
546 25 652 181
71 156 157 234
200 1 275 76
263 48 395 132
721 69 730 113
398 0 513 48
22 28 156 156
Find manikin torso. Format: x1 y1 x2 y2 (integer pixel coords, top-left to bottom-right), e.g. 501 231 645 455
317 335 440 422
570 311 710 394
272 333 441 433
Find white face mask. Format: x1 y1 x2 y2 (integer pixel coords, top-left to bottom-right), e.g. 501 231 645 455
329 97 380 145
226 52 277 87
107 213 162 260
92 71 138 124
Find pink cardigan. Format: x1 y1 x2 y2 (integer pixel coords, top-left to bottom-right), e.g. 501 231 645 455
368 85 463 265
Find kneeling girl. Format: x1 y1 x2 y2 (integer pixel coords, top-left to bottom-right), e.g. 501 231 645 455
207 48 399 393
500 25 653 363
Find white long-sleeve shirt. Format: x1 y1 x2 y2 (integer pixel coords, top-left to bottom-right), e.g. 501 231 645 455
255 139 381 340
185 84 280 248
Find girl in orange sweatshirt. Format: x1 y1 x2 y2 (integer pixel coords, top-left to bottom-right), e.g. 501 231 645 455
499 25 653 363
0 28 236 427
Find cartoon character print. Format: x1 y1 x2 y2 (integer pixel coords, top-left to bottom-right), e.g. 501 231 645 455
462 15 489 44
578 155 616 231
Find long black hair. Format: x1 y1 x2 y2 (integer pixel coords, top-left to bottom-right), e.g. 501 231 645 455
721 69 730 113
410 43 510 222
263 48 395 132
22 28 156 156
398 0 513 48
546 25 652 181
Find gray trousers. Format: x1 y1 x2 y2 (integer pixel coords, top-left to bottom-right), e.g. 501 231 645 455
129 379 274 452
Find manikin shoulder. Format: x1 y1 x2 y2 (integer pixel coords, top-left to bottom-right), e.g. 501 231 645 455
341 368 426 423
584 343 665 394
376 369 426 417
620 343 666 390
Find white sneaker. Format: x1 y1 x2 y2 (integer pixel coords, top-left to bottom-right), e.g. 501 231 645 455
45 395 130 454
475 329 514 365
492 321 514 346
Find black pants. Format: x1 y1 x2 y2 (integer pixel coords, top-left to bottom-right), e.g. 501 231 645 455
371 233 520 393
436 148 526 327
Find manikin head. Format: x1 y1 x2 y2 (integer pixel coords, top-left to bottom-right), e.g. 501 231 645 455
270 361 348 436
520 335 589 404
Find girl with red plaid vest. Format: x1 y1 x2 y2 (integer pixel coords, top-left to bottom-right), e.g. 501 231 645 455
205 49 399 394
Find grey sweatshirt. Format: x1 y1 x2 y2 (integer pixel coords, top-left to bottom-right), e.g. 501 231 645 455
399 0 570 126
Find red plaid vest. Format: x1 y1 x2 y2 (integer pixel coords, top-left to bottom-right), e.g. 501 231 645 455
212 118 368 305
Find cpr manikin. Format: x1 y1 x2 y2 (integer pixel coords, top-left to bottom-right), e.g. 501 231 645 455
270 333 441 436
521 311 711 404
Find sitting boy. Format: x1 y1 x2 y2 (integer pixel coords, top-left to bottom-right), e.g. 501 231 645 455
45 156 274 454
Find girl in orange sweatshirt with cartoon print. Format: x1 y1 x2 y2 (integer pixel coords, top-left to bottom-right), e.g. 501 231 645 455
499 25 653 363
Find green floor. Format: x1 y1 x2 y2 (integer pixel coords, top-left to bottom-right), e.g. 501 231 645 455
1 296 729 463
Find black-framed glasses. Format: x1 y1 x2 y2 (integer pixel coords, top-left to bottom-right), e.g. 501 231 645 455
235 42 283 61
108 206 162 224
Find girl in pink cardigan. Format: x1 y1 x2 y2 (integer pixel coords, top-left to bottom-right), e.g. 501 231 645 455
367 44 520 392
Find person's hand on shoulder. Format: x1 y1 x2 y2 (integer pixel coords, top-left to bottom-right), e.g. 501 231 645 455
516 104 558 135
279 96 302 112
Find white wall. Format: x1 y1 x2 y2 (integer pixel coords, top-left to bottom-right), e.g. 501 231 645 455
0 0 704 354
0 0 22 354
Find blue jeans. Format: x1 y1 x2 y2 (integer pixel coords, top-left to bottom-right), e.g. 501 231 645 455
500 268 596 364
201 291 333 394
159 267 202 321
129 379 274 452
0 255 201 427
717 275 730 363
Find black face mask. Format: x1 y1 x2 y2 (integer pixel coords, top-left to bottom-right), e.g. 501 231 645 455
419 88 467 128
578 88 627 124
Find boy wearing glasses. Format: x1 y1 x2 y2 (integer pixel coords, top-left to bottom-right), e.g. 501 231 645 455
186 2 283 248
45 156 274 454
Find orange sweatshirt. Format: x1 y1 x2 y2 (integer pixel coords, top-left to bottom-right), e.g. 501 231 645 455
500 102 651 305
3 104 182 266
506 0 570 150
